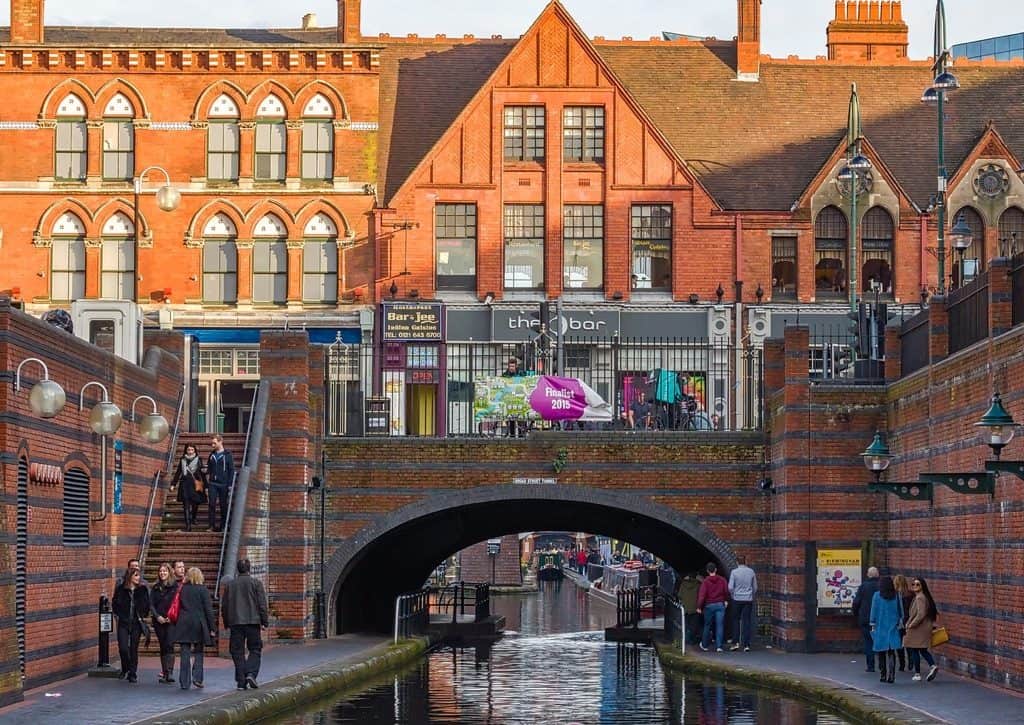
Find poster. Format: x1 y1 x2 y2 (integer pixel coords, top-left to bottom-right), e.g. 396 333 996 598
473 375 612 422
816 548 862 611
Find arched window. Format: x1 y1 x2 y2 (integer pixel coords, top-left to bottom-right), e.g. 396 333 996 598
301 94 334 181
55 93 87 181
253 213 288 304
814 206 848 297
102 93 134 181
998 207 1024 257
63 467 90 547
101 212 135 300
207 94 240 182
255 95 286 182
303 213 338 303
952 206 985 286
861 207 894 295
203 213 238 304
51 211 87 301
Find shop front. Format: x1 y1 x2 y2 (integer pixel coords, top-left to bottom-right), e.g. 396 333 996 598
378 301 445 436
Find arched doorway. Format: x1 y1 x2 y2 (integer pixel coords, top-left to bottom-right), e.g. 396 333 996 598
325 484 738 633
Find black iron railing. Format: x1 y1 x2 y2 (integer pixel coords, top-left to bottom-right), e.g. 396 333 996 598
429 582 491 624
394 588 430 643
1012 252 1024 328
899 307 930 377
947 270 990 355
615 584 664 629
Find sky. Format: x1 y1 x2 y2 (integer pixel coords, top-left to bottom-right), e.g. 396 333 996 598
0 1 1019 59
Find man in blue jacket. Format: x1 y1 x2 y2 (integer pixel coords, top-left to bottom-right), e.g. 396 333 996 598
851 566 880 672
207 434 235 532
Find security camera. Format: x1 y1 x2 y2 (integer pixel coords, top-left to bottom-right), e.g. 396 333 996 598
757 476 774 493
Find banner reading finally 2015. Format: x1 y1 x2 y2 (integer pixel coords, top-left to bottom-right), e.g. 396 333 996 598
473 375 613 422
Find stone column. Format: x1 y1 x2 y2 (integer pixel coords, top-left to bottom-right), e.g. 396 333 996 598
286 240 304 307
235 239 253 305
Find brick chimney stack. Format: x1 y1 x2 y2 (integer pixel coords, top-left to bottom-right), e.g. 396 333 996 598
9 0 45 44
736 0 762 81
337 0 361 44
827 1 908 62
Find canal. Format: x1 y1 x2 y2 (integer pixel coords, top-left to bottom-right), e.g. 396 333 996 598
275 580 851 723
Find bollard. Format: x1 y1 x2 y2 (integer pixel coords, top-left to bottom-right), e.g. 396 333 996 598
97 595 113 671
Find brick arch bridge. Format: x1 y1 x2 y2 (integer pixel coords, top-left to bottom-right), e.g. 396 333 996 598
326 483 742 633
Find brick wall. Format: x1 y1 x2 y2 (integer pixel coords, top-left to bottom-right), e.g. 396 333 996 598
0 301 182 704
459 535 522 586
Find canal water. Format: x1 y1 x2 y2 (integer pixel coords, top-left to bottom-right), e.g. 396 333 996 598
275 580 851 724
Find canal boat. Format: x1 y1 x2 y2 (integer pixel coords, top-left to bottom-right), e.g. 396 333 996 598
537 551 564 581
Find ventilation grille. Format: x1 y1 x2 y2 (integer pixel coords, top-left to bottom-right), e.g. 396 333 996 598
16 458 28 676
63 468 91 547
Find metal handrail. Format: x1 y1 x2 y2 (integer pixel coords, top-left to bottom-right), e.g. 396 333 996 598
394 588 430 644
215 386 260 597
138 385 185 569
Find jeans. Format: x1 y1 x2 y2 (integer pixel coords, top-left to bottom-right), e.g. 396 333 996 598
208 484 229 530
860 623 875 670
116 621 141 677
734 600 754 648
229 624 263 685
908 647 936 673
179 642 204 689
701 602 726 649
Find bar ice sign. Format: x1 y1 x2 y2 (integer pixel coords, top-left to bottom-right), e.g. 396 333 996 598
383 302 444 340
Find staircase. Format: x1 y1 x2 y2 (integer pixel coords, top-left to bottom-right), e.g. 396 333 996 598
140 432 247 655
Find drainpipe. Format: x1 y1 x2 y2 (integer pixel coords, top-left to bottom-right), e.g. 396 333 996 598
734 215 745 430
920 214 929 296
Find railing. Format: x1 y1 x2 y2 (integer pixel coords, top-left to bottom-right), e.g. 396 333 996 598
615 584 664 629
138 385 185 570
430 582 491 623
394 588 430 643
809 321 884 384
947 270 990 355
663 594 686 654
1012 251 1024 328
215 386 259 597
899 307 930 377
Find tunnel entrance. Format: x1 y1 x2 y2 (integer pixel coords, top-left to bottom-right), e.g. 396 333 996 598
326 484 738 633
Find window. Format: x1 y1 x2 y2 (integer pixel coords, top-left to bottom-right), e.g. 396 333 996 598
102 93 135 181
208 121 240 181
303 212 339 303
302 93 335 181
202 213 238 304
62 468 90 547
504 204 544 290
771 236 797 299
255 123 286 181
503 106 545 162
236 349 260 375
814 206 848 298
51 212 86 301
199 348 259 375
253 214 288 304
55 94 87 181
952 207 985 285
631 205 672 290
998 207 1024 256
101 212 135 300
862 207 894 294
436 204 477 291
563 107 604 163
563 205 603 290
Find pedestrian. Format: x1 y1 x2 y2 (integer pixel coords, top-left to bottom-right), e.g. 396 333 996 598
870 575 904 683
126 557 149 586
697 562 729 652
676 572 701 645
150 562 178 683
207 434 235 532
501 357 523 437
170 444 207 532
173 559 187 586
852 566 880 672
175 567 216 690
903 577 940 682
892 574 914 672
728 556 757 651
112 567 150 683
576 548 587 575
221 558 270 690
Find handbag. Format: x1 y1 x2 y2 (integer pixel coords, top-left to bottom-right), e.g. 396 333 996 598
930 626 950 647
194 477 204 493
167 585 182 624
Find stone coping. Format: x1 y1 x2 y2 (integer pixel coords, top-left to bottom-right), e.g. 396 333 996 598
135 637 432 725
654 642 944 725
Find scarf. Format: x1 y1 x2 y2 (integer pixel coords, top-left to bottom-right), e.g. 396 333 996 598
180 454 200 479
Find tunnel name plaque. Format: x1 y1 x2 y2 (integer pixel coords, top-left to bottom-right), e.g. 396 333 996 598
513 477 557 485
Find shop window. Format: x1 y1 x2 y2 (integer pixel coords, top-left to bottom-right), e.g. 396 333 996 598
101 212 136 300
563 205 603 290
814 206 848 298
998 206 1024 256
62 467 90 547
504 204 544 290
436 203 477 291
55 93 87 181
503 106 545 162
407 346 439 368
51 211 86 301
631 205 672 290
861 207 894 295
771 236 797 299
563 107 604 163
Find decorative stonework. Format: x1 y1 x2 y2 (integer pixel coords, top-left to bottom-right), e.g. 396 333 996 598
104 93 134 117
183 232 203 249
973 164 1010 199
285 120 304 131
286 239 305 249
32 234 52 248
303 93 334 118
235 239 255 249
150 122 192 131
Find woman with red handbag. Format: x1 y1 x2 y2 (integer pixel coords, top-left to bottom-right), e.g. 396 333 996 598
150 563 178 683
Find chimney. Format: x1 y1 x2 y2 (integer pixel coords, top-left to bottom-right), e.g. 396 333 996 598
827 1 908 62
302 12 318 30
736 0 762 82
337 0 361 44
10 0 45 44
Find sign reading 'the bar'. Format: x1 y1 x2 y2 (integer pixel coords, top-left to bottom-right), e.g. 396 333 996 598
382 302 444 341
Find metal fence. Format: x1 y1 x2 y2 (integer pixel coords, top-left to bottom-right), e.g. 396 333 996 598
1012 251 1024 328
947 270 990 355
325 341 374 436
393 588 430 643
809 327 884 383
899 307 930 377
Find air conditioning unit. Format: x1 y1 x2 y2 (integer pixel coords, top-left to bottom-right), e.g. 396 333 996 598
71 300 143 365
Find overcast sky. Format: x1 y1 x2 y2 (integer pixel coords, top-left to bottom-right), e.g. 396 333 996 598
1 1 1018 59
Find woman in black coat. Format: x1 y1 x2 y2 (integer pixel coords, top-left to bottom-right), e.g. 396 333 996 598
150 562 178 683
174 567 216 690
170 444 207 532
112 567 150 683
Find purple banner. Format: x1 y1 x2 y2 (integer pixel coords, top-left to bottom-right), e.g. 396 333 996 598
529 376 588 421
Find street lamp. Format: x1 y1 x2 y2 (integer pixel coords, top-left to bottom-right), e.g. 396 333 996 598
975 392 1017 461
81 381 123 436
950 213 974 288
13 357 67 418
134 166 180 284
487 537 502 584
129 395 170 443
839 83 872 315
923 0 960 296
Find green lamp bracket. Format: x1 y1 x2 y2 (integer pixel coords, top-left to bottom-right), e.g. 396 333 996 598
918 471 995 497
868 481 933 502
985 460 1024 482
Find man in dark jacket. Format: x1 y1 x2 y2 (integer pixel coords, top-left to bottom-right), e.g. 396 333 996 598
207 434 235 532
852 566 880 672
222 558 270 690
